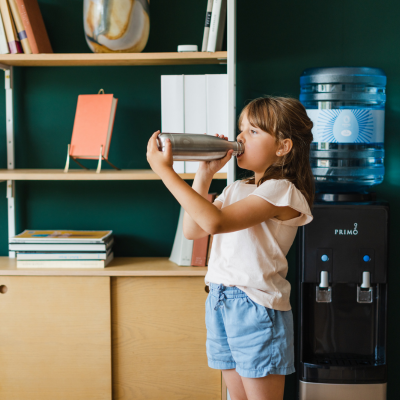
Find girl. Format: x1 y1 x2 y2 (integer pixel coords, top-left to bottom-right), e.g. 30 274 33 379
146 96 314 400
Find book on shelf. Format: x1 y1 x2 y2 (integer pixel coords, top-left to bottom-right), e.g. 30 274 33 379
10 229 113 243
191 193 217 267
14 0 52 53
201 0 214 52
206 234 213 265
10 230 114 252
10 239 113 252
169 192 218 267
161 74 185 173
16 251 114 268
161 74 229 174
16 247 113 260
0 8 9 54
8 0 31 53
169 206 194 266
0 0 22 53
69 93 118 160
184 75 207 173
207 0 226 52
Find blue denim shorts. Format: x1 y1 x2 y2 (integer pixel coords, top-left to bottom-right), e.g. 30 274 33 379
205 283 295 378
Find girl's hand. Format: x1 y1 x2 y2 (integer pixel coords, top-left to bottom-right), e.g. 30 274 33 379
146 130 174 176
198 134 233 177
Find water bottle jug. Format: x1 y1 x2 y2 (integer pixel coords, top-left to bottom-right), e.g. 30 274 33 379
300 67 386 193
157 133 244 161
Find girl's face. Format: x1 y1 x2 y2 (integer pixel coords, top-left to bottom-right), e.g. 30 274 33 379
236 113 280 180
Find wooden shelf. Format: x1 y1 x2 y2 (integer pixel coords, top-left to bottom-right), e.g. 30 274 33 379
0 256 208 276
0 52 228 67
0 169 227 181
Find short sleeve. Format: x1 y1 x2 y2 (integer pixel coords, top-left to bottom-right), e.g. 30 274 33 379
248 179 313 226
214 183 232 206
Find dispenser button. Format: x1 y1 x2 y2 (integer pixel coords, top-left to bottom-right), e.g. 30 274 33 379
363 255 371 262
321 255 329 262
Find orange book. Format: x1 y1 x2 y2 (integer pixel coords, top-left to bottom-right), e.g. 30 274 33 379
191 193 217 267
15 0 52 53
70 93 118 160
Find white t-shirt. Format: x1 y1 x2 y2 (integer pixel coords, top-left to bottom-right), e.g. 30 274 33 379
205 179 313 311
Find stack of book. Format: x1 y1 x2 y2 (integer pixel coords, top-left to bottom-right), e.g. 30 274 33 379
10 230 114 268
0 0 52 55
169 193 217 267
201 0 227 52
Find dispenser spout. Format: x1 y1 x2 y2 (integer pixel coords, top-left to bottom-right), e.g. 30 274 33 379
319 271 329 289
361 271 371 289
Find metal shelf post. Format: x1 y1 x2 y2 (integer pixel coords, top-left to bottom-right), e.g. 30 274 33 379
1 65 15 258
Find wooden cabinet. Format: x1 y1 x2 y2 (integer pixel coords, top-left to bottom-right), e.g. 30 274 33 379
0 276 112 400
0 258 224 400
112 276 220 400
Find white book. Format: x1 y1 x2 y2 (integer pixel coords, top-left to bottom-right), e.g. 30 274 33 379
161 75 185 173
206 74 228 172
0 9 9 54
169 206 193 266
16 252 114 269
206 0 227 52
201 0 214 52
184 75 207 173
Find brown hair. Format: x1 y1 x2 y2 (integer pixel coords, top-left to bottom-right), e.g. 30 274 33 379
238 96 315 208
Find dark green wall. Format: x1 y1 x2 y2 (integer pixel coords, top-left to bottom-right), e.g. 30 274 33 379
0 1 399 398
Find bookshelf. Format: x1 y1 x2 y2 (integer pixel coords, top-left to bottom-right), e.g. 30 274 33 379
0 256 208 276
0 169 227 181
0 51 228 67
1 0 236 268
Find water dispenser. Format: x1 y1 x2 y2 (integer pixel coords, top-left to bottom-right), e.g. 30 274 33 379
297 201 388 399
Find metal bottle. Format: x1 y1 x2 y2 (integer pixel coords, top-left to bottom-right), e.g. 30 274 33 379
156 133 244 161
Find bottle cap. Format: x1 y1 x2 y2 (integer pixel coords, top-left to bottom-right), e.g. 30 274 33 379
177 45 198 52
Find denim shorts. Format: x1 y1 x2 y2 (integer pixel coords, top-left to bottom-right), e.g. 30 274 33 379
205 283 295 378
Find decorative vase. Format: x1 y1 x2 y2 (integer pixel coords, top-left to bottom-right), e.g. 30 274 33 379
83 0 150 53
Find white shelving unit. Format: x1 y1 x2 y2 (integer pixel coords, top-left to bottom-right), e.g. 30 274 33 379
0 2 237 289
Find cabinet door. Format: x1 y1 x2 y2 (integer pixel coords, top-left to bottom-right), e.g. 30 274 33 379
112 276 221 400
0 276 111 400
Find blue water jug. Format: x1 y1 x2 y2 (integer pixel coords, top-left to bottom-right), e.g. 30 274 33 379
300 67 386 193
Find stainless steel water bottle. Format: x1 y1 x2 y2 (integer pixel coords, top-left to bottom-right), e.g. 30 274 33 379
156 133 244 161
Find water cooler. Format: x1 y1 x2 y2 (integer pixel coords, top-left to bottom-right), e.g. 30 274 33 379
297 67 388 399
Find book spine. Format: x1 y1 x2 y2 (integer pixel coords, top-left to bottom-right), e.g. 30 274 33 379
206 235 213 266
16 252 113 268
215 0 227 51
191 235 209 267
0 0 21 53
17 252 109 260
8 0 31 53
161 75 185 173
0 10 10 53
206 0 221 52
15 0 53 54
17 260 106 268
191 193 217 267
201 0 214 52
184 74 207 173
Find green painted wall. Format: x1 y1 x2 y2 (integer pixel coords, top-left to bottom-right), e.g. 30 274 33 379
0 0 399 398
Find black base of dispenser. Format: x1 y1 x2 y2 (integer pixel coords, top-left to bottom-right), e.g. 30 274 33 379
297 202 388 389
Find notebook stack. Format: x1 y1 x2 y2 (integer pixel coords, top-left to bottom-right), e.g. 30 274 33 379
10 230 114 268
